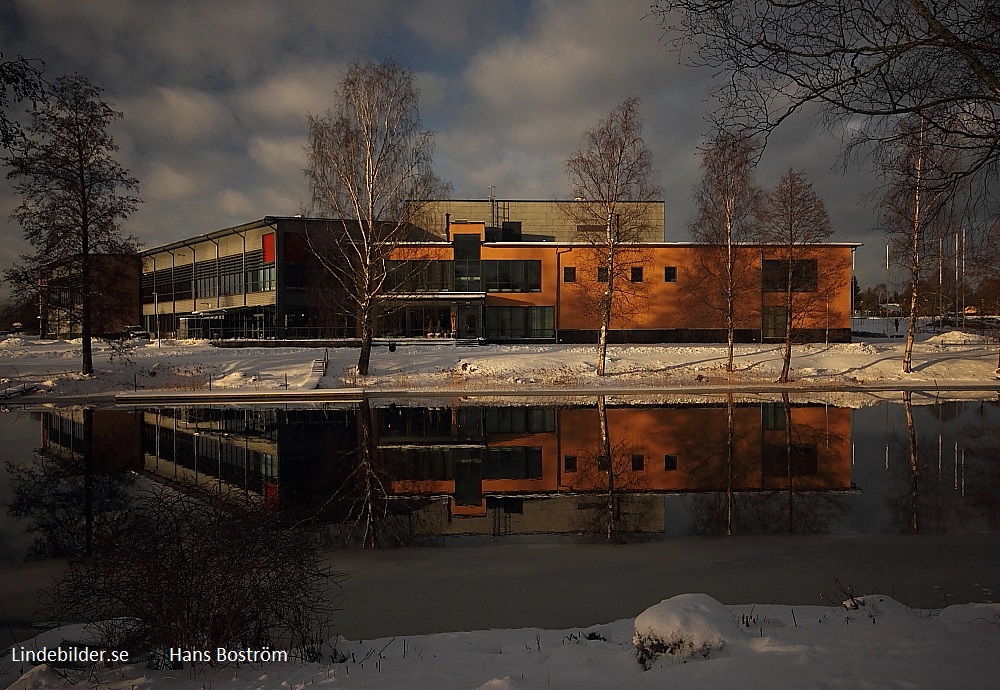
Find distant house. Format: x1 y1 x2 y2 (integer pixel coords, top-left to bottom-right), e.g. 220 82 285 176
38 254 141 339
139 203 860 343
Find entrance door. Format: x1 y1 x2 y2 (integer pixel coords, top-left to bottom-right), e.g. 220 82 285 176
763 306 788 340
457 304 481 339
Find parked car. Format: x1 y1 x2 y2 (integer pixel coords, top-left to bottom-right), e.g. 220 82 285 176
122 326 151 340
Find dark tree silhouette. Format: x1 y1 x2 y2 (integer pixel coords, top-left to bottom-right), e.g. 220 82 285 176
4 74 140 374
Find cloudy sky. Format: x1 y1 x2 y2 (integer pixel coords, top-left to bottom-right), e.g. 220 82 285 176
0 0 889 297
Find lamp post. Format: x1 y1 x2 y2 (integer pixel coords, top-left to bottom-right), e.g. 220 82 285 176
153 291 161 347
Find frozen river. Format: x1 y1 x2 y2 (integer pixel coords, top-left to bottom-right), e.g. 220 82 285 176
1 392 998 643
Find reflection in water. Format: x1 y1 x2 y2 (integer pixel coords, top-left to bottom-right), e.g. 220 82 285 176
6 409 136 559
886 393 1000 534
10 394 998 552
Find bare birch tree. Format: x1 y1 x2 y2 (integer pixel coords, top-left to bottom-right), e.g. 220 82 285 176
565 98 662 376
689 131 762 372
880 117 964 372
305 59 448 376
758 169 833 382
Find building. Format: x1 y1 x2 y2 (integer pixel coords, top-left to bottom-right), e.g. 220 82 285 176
413 198 665 242
140 217 344 340
39 254 141 339
140 203 859 343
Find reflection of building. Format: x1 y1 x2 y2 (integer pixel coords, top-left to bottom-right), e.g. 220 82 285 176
50 402 852 538
38 254 141 339
376 402 853 536
137 407 358 512
140 203 859 343
39 409 142 472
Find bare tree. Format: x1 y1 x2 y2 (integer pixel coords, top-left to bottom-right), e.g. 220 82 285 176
880 117 965 372
653 1 1000 213
565 97 662 376
758 169 833 382
305 59 448 376
0 54 43 150
689 131 762 372
4 75 140 375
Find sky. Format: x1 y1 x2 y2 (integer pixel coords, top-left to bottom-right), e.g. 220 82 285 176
0 0 891 301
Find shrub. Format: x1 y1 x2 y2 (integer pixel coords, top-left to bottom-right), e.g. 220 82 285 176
43 486 345 669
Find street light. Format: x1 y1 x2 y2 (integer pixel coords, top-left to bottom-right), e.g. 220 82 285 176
153 291 161 347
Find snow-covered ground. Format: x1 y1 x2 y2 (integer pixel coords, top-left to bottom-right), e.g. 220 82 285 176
6 593 999 689
0 324 997 401
3 325 998 688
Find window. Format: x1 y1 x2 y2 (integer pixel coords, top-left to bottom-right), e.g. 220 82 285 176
386 260 453 292
631 454 644 471
597 455 609 471
564 266 576 283
631 267 643 283
597 266 609 283
762 259 818 292
482 260 541 292
564 455 577 472
484 306 554 339
664 454 678 471
664 266 677 282
762 403 786 430
483 446 543 479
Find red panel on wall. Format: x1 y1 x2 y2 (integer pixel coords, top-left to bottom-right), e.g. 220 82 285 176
262 232 275 263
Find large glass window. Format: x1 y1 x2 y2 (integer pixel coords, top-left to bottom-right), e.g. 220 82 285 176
484 306 554 339
482 260 542 292
762 259 818 292
386 260 454 292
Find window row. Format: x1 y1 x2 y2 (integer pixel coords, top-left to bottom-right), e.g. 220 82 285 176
387 260 542 293
563 266 678 283
563 453 678 472
141 251 274 302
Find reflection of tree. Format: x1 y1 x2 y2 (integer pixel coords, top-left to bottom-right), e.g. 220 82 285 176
962 399 1000 527
562 396 651 542
305 399 413 547
6 409 134 560
686 395 746 535
887 393 978 533
687 397 847 535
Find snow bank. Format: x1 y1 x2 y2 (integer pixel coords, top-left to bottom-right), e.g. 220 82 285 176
632 593 745 667
925 330 991 345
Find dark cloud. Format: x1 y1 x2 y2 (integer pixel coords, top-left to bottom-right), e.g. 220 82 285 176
1 0 891 302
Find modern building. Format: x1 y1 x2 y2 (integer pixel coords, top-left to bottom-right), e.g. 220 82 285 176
140 203 860 343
